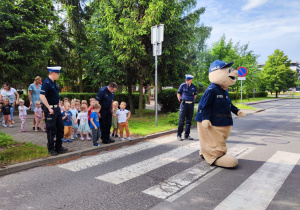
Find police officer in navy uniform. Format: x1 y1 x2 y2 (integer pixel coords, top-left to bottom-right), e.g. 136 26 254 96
40 66 68 156
177 74 197 141
96 82 118 144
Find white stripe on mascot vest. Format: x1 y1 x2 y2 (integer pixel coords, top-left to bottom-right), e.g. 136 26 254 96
195 60 245 168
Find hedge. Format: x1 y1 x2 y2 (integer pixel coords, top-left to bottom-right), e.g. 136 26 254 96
18 92 146 110
158 88 268 113
59 92 146 110
158 89 179 113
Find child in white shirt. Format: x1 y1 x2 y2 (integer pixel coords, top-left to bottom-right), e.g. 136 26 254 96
76 104 91 141
18 99 31 132
115 101 131 141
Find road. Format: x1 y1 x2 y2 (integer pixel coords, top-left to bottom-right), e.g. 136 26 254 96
0 99 300 210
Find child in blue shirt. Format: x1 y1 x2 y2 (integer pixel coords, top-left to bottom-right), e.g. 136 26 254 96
62 102 76 142
90 103 101 146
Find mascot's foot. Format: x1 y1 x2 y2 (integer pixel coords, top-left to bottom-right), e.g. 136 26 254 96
214 154 238 168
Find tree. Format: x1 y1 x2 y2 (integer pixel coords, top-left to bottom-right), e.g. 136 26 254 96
53 0 92 92
87 0 211 115
197 35 259 97
260 49 298 97
0 0 57 85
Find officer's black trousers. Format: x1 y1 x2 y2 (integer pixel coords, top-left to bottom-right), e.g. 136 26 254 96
177 102 194 137
45 107 64 151
100 108 112 142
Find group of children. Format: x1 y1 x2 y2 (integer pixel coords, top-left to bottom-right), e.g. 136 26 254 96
1 97 132 147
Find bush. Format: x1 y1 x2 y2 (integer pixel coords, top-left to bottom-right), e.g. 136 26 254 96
0 131 16 148
60 92 146 110
158 89 179 113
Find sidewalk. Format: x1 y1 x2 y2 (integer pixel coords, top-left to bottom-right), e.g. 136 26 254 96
0 106 258 176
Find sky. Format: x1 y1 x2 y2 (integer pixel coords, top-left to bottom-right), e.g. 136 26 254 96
195 0 300 63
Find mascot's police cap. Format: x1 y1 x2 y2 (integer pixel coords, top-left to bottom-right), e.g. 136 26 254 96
47 66 61 73
209 60 234 73
185 74 194 80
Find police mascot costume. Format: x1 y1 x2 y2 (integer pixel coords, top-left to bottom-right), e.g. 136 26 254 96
195 60 245 168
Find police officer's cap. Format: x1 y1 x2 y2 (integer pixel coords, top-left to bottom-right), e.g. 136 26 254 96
47 66 61 73
209 60 234 73
185 74 194 80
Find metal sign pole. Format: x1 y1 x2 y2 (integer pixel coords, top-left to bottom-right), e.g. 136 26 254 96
155 51 158 126
241 80 243 103
151 24 164 126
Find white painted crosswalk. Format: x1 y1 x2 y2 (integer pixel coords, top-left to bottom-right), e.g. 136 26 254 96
57 139 300 208
143 145 255 201
214 151 300 210
96 142 200 184
58 137 176 172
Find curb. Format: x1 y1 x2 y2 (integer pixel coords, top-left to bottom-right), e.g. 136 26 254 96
0 128 179 177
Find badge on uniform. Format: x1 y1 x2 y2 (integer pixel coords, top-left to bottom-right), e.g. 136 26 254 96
217 95 224 98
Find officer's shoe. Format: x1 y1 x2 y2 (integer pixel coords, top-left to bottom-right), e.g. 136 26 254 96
177 136 183 141
56 147 68 154
185 136 194 140
102 140 110 144
108 138 115 143
49 150 58 156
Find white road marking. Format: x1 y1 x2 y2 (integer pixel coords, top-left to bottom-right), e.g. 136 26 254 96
58 137 176 172
214 151 300 210
96 142 200 184
142 145 255 201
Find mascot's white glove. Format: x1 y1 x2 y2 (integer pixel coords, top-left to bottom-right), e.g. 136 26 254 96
237 110 245 117
202 120 212 129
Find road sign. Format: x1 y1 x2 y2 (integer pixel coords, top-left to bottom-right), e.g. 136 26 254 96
151 24 164 44
238 77 246 80
237 67 247 77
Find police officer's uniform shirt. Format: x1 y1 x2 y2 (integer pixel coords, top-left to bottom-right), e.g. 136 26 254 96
177 83 197 101
195 83 239 126
62 111 73 126
40 77 60 105
96 86 114 109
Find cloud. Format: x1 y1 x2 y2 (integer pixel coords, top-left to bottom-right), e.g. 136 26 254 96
242 0 269 10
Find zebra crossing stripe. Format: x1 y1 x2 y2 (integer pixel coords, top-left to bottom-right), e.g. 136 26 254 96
143 145 255 201
214 151 300 210
96 142 200 184
58 137 175 172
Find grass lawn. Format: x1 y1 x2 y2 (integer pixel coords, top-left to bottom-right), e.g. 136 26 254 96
129 109 177 136
0 132 49 167
231 97 273 103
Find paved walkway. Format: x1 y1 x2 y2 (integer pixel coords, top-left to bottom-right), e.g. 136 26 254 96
1 113 139 152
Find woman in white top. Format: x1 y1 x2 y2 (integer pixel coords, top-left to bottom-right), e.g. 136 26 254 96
0 83 19 125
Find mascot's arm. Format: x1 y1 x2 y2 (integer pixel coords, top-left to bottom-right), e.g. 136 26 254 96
231 103 245 117
237 110 245 117
201 88 215 128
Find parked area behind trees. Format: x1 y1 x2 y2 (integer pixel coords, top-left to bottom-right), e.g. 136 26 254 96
1 0 298 115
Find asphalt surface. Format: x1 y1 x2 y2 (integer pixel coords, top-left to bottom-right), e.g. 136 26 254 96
0 99 300 210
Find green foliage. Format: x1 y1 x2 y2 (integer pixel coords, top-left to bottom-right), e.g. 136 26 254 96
0 0 57 84
86 0 211 114
168 108 198 126
158 89 180 113
259 49 298 97
196 35 260 92
0 132 15 148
